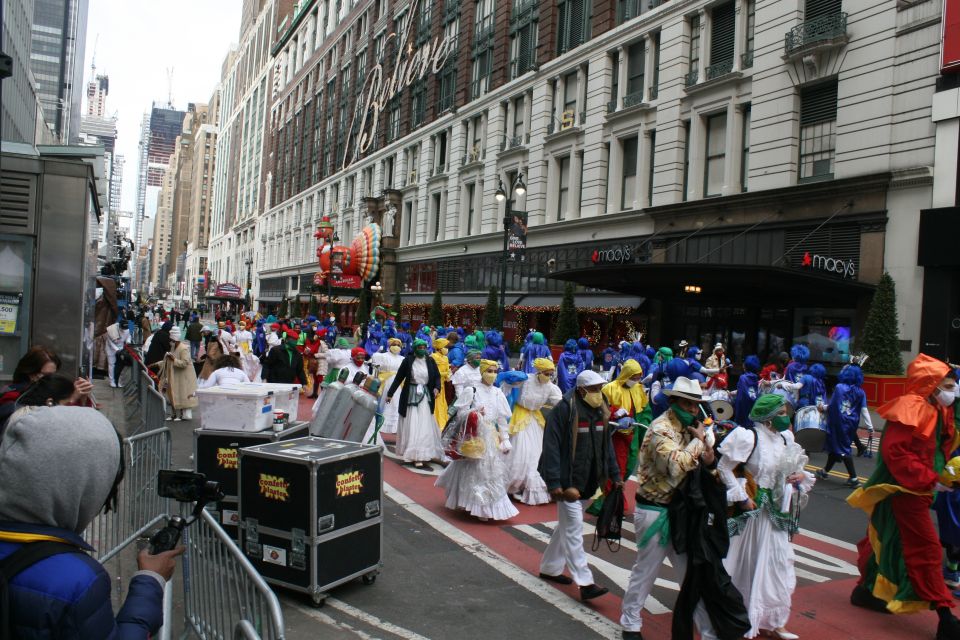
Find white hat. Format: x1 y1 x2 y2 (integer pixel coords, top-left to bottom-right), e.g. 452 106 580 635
663 376 703 401
169 326 182 342
713 343 725 353
576 370 606 388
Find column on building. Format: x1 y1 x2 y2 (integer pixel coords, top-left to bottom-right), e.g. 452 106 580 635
695 9 707 83
504 99 514 148
568 149 583 219
643 34 656 103
545 154 560 223
725 101 745 195
687 111 705 201
617 46 629 107
579 50 613 218
732 0 747 72
481 109 499 233
576 64 587 127
636 126 650 210
606 138 624 214
525 82 552 226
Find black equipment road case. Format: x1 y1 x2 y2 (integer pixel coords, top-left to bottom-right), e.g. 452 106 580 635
238 437 382 605
193 421 309 539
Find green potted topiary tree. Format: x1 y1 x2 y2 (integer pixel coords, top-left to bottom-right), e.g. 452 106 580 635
277 297 289 318
551 282 580 361
483 285 500 328
860 272 907 406
392 290 403 323
428 288 444 327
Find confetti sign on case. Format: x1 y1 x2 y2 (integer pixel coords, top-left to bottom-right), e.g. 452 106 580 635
259 474 291 502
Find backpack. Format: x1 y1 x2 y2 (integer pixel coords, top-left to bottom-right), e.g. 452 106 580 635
0 541 84 640
592 483 625 552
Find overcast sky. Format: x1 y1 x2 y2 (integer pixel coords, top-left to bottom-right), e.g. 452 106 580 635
82 0 241 213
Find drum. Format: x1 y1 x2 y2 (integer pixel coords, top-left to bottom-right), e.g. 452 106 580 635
708 399 735 422
794 405 826 451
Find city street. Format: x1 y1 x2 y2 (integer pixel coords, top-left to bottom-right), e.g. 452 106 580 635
96 380 939 640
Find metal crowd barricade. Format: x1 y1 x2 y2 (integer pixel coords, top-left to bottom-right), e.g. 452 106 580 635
84 427 172 562
182 509 286 640
141 368 169 433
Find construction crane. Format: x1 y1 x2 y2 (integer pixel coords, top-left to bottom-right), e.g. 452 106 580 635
166 67 174 109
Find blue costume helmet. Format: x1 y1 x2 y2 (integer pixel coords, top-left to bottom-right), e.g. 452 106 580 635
809 363 827 380
838 364 864 386
743 355 761 373
790 344 810 363
687 346 702 361
646 346 656 360
665 357 692 381
578 337 590 349
564 338 578 352
485 330 503 347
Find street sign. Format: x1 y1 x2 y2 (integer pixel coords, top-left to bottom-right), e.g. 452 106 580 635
507 210 528 261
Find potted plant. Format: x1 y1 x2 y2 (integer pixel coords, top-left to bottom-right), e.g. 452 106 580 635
483 285 500 329
428 288 444 327
551 282 580 361
860 272 907 406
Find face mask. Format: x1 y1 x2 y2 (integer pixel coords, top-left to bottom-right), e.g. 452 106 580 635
468 359 481 368
537 373 553 384
936 387 957 407
582 391 604 409
771 415 792 432
414 348 427 358
482 371 498 385
353 357 365 366
672 405 696 427
625 379 638 388
441 347 448 355
389 345 401 355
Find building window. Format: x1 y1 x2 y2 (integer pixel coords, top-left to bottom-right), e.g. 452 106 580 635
621 136 638 211
806 0 842 20
625 41 645 106
404 200 414 244
704 112 727 197
651 32 661 99
510 20 538 79
387 99 401 142
741 105 751 191
439 18 458 112
647 130 656 205
432 192 442 241
557 156 571 220
799 79 838 180
411 80 427 128
563 71 578 114
472 0 495 97
682 120 691 200
417 1 433 45
513 95 526 141
472 48 494 98
557 0 591 54
436 131 448 173
610 50 620 108
687 14 700 86
617 0 639 24
708 1 735 79
743 0 755 68
466 182 476 232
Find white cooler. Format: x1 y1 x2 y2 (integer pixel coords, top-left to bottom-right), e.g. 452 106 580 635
245 383 301 422
196 386 276 432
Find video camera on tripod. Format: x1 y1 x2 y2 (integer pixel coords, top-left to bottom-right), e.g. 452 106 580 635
148 470 224 554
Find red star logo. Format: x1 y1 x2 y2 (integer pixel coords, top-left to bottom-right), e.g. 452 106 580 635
802 252 812 267
591 250 600 264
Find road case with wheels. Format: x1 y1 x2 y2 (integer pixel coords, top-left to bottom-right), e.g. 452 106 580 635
238 437 382 604
193 421 309 539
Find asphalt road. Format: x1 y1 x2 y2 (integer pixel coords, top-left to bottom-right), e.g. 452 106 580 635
93 376 941 640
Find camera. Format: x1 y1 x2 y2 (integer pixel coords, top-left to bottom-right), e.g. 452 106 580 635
148 470 223 554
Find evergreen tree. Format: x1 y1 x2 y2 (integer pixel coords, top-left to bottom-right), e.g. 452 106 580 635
483 286 500 328
554 282 580 344
277 297 288 318
392 290 403 322
429 288 444 327
861 272 904 375
357 288 370 325
308 295 319 318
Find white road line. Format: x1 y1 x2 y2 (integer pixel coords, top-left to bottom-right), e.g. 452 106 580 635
289 602 384 639
797 527 859 553
326 597 434 640
794 568 830 583
384 482 620 638
791 544 859 575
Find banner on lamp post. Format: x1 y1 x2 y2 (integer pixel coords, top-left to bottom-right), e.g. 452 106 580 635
507 210 528 261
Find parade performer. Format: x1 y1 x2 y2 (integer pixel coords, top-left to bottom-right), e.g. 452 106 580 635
263 331 307 385
415 325 434 353
797 363 827 410
718 394 815 639
783 345 810 385
398 322 413 354
522 332 552 374
452 350 483 396
848 355 960 640
431 338 452 430
387 339 444 468
302 331 327 398
934 376 960 591
253 320 267 357
578 337 594 371
447 332 466 368
482 330 511 373
436 365 518 521
556 339 585 393
343 346 371 383
505 358 562 505
371 338 405 437
323 337 353 384
235 321 253 356
539 370 619 601
365 321 385 356
600 342 618 376
734 355 763 427
817 364 872 488
621 377 719 640
596 359 651 511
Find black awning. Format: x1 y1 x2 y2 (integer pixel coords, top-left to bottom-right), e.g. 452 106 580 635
919 207 960 267
550 263 874 306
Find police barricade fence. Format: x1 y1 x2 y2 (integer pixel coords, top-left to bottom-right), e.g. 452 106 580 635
181 508 286 640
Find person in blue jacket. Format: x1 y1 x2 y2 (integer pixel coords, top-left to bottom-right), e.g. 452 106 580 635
797 363 827 410
577 337 594 371
522 331 552 374
817 363 872 487
482 330 511 372
649 357 693 419
556 339 585 393
398 322 413 355
600 342 618 374
733 355 762 426
446 332 466 368
783 344 810 384
0 405 184 639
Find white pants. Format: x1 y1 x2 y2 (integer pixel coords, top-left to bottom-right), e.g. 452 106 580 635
539 500 594 587
620 507 718 638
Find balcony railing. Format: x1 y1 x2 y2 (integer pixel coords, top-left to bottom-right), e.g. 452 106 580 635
741 50 754 69
785 12 848 55
511 0 538 23
607 99 618 113
684 68 698 87
617 0 640 23
623 91 645 108
474 19 495 43
705 59 734 80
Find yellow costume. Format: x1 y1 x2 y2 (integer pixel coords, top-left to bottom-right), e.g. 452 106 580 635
431 338 451 429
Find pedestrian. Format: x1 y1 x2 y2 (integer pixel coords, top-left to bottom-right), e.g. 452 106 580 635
505 358 561 505
186 315 204 361
156 326 198 421
0 347 93 419
718 393 815 639
263 331 307 385
538 369 619 601
198 354 249 389
620 376 719 640
817 364 871 487
386 338 444 469
104 321 130 388
848 355 960 640
199 326 223 381
0 405 183 637
144 321 172 368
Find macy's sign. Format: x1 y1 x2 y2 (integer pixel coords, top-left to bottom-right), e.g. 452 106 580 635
802 251 856 279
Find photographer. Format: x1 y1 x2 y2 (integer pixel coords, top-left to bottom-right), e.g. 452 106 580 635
0 406 183 638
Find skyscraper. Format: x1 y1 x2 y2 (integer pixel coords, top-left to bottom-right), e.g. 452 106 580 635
30 0 88 144
133 104 185 253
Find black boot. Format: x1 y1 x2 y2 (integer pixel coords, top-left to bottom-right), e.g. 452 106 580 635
938 613 960 640
579 584 609 600
850 585 890 613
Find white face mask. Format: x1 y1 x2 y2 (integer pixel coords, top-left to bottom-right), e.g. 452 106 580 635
624 379 638 388
936 386 958 407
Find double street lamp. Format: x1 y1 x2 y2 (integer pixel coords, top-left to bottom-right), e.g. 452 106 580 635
495 173 526 326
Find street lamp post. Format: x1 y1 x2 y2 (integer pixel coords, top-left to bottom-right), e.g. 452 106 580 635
495 173 526 328
244 257 253 314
